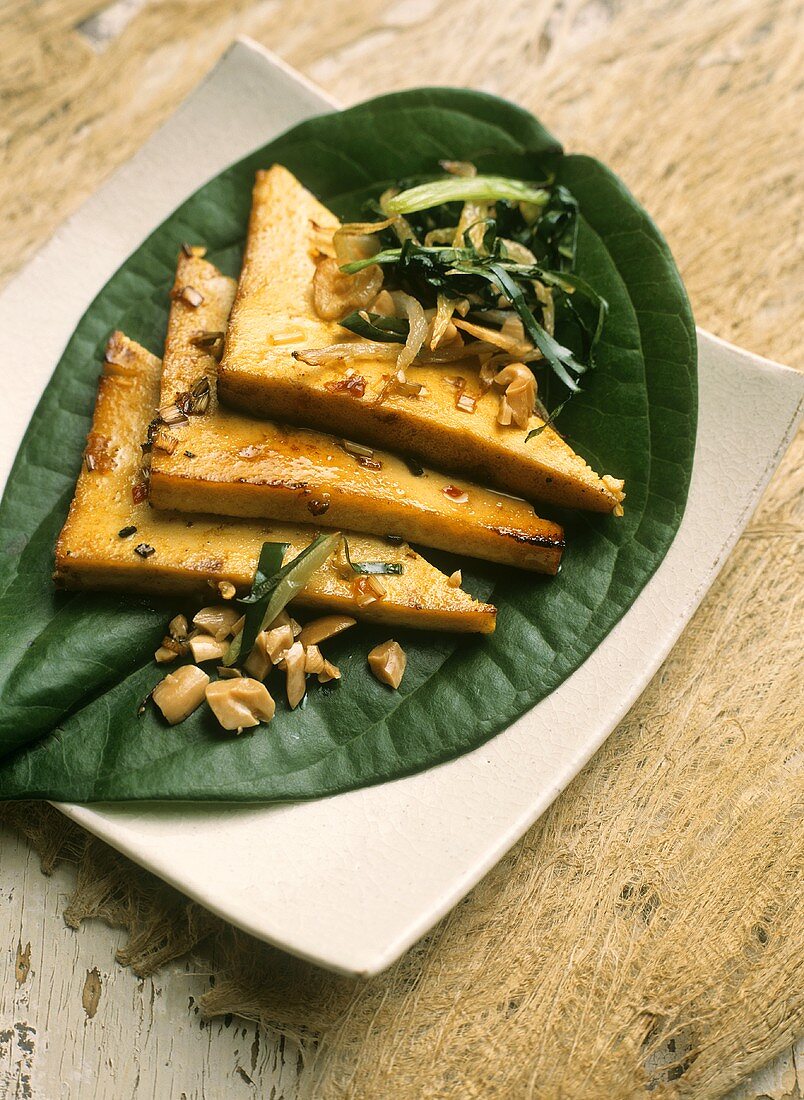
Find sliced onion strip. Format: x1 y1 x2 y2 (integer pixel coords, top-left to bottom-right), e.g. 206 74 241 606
391 291 429 371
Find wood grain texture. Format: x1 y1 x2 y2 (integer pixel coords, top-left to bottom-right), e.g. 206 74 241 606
0 0 802 1097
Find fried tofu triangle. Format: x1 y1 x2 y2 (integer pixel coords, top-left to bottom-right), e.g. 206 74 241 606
217 165 624 514
149 250 565 574
54 333 497 635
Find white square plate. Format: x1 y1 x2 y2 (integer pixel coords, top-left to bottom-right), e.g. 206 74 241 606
1 39 800 976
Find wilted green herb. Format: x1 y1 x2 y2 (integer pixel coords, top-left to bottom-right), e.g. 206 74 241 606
339 173 608 430
342 538 404 575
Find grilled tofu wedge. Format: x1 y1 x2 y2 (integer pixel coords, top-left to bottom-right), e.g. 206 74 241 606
149 250 565 574
55 332 497 634
217 164 625 514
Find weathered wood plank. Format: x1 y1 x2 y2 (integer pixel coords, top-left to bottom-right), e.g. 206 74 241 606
1 826 304 1098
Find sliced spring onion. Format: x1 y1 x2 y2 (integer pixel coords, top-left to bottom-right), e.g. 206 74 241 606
383 176 550 216
339 311 409 343
343 539 404 575
226 534 340 665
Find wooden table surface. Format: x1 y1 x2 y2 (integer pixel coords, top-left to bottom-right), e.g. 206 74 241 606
1 1 801 1097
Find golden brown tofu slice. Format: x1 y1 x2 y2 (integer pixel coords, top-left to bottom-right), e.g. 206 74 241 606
217 164 624 514
150 251 565 574
55 332 497 634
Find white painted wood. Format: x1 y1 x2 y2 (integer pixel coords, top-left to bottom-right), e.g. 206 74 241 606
0 826 306 1099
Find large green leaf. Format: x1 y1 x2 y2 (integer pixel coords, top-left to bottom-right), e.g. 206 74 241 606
0 89 696 800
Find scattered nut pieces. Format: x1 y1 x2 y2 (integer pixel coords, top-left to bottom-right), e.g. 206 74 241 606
261 622 295 663
304 645 325 675
368 640 407 689
298 615 356 647
216 666 243 679
217 581 237 600
152 665 210 725
365 575 387 600
447 569 463 588
205 678 275 732
353 576 381 608
244 631 273 681
493 363 537 429
154 646 178 664
317 659 341 684
168 614 189 641
189 634 228 663
193 605 242 641
283 642 307 709
158 634 187 657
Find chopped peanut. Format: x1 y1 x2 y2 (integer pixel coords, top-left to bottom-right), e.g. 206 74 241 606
290 617 303 638
283 642 307 709
217 581 237 600
216 666 243 679
493 363 537 428
298 614 357 648
189 634 228 663
193 605 242 641
496 393 513 426
206 678 275 732
447 569 462 588
244 631 273 681
368 640 407 689
262 623 295 663
168 614 189 640
304 645 325 674
317 658 341 684
152 665 210 725
353 575 386 608
154 645 178 664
